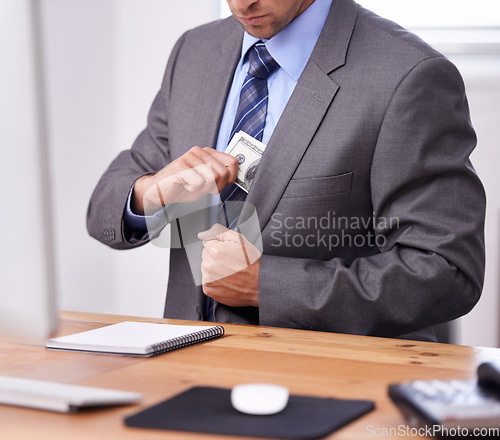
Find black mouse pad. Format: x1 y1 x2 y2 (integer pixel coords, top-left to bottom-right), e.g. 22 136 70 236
124 386 375 439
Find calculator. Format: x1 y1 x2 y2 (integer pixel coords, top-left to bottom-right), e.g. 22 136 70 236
389 362 500 438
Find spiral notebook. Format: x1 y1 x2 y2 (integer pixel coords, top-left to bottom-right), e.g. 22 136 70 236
45 321 224 357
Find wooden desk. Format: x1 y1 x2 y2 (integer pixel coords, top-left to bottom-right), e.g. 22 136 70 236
1 312 500 440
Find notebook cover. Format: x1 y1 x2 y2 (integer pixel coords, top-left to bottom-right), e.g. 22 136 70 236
46 322 224 357
124 386 374 439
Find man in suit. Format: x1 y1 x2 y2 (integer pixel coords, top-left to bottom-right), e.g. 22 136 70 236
87 0 485 341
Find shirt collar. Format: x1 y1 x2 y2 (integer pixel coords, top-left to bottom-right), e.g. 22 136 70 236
240 0 333 81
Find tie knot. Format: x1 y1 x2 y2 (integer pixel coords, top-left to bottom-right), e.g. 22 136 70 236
247 43 279 79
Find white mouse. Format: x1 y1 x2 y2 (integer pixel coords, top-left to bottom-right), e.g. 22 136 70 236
231 383 289 415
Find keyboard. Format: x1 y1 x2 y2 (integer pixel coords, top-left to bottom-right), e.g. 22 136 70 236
0 376 142 413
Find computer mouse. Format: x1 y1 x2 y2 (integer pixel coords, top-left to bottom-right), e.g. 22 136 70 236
231 383 289 415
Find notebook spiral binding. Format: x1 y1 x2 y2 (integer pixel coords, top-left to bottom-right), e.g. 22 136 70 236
150 326 225 355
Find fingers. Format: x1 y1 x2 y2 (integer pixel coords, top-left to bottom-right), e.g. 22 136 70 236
201 241 247 283
199 224 262 285
179 146 238 194
200 229 261 308
170 164 214 193
199 224 252 270
202 148 239 190
197 223 235 241
151 147 239 205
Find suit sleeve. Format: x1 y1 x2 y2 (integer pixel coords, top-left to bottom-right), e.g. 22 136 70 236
258 56 486 337
86 33 187 250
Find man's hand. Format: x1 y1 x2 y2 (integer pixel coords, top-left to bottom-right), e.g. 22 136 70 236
199 224 261 308
131 147 239 215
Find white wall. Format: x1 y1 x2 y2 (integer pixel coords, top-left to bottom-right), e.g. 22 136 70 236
40 0 220 317
450 55 500 347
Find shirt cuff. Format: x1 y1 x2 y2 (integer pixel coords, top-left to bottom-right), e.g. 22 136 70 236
123 185 167 243
123 186 148 233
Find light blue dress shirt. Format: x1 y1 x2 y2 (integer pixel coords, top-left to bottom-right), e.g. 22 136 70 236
124 0 333 234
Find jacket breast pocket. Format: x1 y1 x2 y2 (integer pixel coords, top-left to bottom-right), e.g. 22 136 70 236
281 172 353 199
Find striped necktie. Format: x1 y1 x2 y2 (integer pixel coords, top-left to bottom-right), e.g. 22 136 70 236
218 42 279 229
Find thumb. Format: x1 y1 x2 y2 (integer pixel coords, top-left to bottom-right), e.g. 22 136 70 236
198 223 234 241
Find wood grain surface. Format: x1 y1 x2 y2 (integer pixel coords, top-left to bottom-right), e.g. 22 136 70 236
1 311 499 440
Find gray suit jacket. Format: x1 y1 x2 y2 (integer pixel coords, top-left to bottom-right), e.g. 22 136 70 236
87 0 485 341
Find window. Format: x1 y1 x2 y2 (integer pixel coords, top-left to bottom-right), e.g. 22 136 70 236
358 0 500 54
219 0 500 54
357 0 500 28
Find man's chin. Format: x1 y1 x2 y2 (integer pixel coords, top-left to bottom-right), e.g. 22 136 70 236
239 23 276 40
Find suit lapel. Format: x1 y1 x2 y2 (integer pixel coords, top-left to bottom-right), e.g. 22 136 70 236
245 64 340 230
193 25 243 148
245 0 359 230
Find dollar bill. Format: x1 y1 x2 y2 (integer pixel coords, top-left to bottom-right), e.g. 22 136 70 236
224 131 267 193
